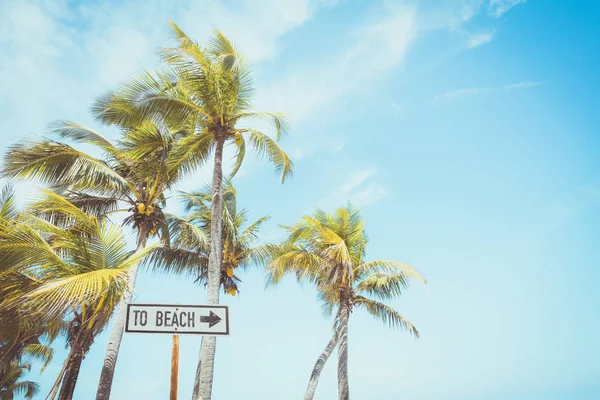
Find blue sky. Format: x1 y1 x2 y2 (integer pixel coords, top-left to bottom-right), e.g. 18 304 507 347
1 0 600 399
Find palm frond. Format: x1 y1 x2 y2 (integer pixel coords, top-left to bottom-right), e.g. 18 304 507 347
47 120 119 156
22 343 54 372
355 272 413 301
63 192 124 218
167 129 215 176
354 296 419 338
237 111 291 140
28 189 96 227
141 247 203 277
208 29 245 71
25 269 129 315
266 247 326 286
229 133 246 179
0 184 18 220
354 260 426 284
11 379 40 399
166 214 210 250
242 128 293 183
2 140 133 196
237 215 269 248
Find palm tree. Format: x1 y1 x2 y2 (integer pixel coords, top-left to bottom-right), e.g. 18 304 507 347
2 120 178 399
0 185 59 381
145 180 269 292
93 21 293 399
141 180 270 397
266 205 426 400
0 285 58 384
0 191 155 400
0 361 39 400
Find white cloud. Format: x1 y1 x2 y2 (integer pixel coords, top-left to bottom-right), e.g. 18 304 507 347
254 3 418 122
467 31 494 48
418 0 483 31
254 0 500 142
432 81 540 103
320 167 386 209
180 0 318 63
488 0 527 18
84 26 151 86
0 0 329 140
0 1 77 136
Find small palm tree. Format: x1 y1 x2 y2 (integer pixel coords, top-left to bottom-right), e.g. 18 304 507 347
142 180 270 396
0 185 59 379
145 180 268 293
0 361 39 400
93 21 293 399
0 191 155 400
266 205 426 400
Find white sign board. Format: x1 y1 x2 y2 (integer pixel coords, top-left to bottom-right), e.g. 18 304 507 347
125 303 229 335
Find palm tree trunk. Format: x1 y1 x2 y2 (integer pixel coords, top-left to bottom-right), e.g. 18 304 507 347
194 137 225 400
59 332 94 400
194 136 226 400
191 337 204 399
57 348 83 400
46 355 70 400
95 229 148 400
337 297 350 400
304 330 338 400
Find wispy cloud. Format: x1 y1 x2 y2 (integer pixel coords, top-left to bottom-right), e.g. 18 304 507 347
255 0 503 129
467 31 494 48
432 81 541 103
0 0 329 138
255 2 418 122
488 0 527 18
320 167 386 209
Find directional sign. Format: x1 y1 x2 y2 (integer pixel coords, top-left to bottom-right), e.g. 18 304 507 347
125 304 229 335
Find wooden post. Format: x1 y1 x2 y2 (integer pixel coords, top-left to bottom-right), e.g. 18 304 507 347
170 335 180 400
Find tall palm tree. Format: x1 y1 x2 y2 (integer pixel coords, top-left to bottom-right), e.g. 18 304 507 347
0 361 39 400
266 205 426 400
2 120 178 399
0 191 155 400
93 21 293 399
141 180 270 398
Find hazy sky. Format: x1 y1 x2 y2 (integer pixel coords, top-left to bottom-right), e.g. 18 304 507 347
1 0 599 399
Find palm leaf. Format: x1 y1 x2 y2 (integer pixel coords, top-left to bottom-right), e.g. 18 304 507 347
2 140 133 196
354 260 426 284
48 120 119 156
242 128 293 183
167 129 215 176
22 343 54 372
229 133 246 179
236 111 291 141
354 296 419 338
25 269 129 315
355 272 415 300
11 379 40 399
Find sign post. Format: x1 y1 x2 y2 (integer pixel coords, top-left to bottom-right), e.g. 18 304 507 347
125 303 230 400
170 335 179 400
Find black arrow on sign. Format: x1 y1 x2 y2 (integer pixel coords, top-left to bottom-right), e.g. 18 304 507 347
200 311 222 328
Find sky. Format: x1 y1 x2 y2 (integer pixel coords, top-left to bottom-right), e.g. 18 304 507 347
1 0 600 399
